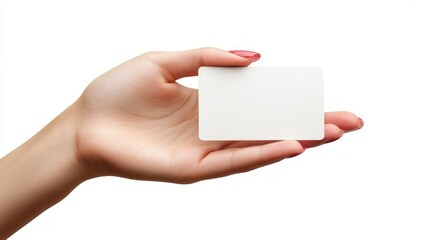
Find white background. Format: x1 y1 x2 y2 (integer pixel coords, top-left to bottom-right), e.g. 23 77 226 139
1 0 428 239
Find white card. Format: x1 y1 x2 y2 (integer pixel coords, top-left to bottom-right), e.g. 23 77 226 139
198 67 324 140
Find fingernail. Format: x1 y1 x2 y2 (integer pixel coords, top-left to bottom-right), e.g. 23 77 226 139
229 50 261 62
358 118 364 129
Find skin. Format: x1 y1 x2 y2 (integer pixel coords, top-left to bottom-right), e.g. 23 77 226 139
0 48 363 238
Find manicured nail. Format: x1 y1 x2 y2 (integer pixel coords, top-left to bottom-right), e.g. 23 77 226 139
358 118 364 129
229 50 261 62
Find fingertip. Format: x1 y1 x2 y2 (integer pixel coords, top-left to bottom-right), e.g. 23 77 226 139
288 145 305 158
358 117 364 129
347 114 364 131
325 111 364 132
229 50 261 63
323 124 344 143
251 53 261 63
282 140 305 158
329 123 344 138
326 130 344 144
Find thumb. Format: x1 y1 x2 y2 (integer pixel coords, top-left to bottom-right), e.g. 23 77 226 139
144 47 261 82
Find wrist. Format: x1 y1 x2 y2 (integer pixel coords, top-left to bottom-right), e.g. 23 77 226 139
0 104 90 237
48 104 93 182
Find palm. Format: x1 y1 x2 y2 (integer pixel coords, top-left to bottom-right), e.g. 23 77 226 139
78 75 252 182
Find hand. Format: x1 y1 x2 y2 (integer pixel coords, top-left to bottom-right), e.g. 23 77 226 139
0 47 363 237
73 47 364 183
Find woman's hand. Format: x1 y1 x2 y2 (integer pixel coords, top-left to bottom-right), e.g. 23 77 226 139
73 48 363 183
0 47 363 238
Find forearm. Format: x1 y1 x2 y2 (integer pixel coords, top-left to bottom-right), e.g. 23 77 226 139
0 106 89 238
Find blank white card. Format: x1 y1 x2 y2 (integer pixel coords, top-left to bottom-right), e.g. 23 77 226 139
198 67 324 140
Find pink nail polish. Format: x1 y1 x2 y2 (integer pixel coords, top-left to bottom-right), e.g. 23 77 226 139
358 118 364 129
229 50 261 62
